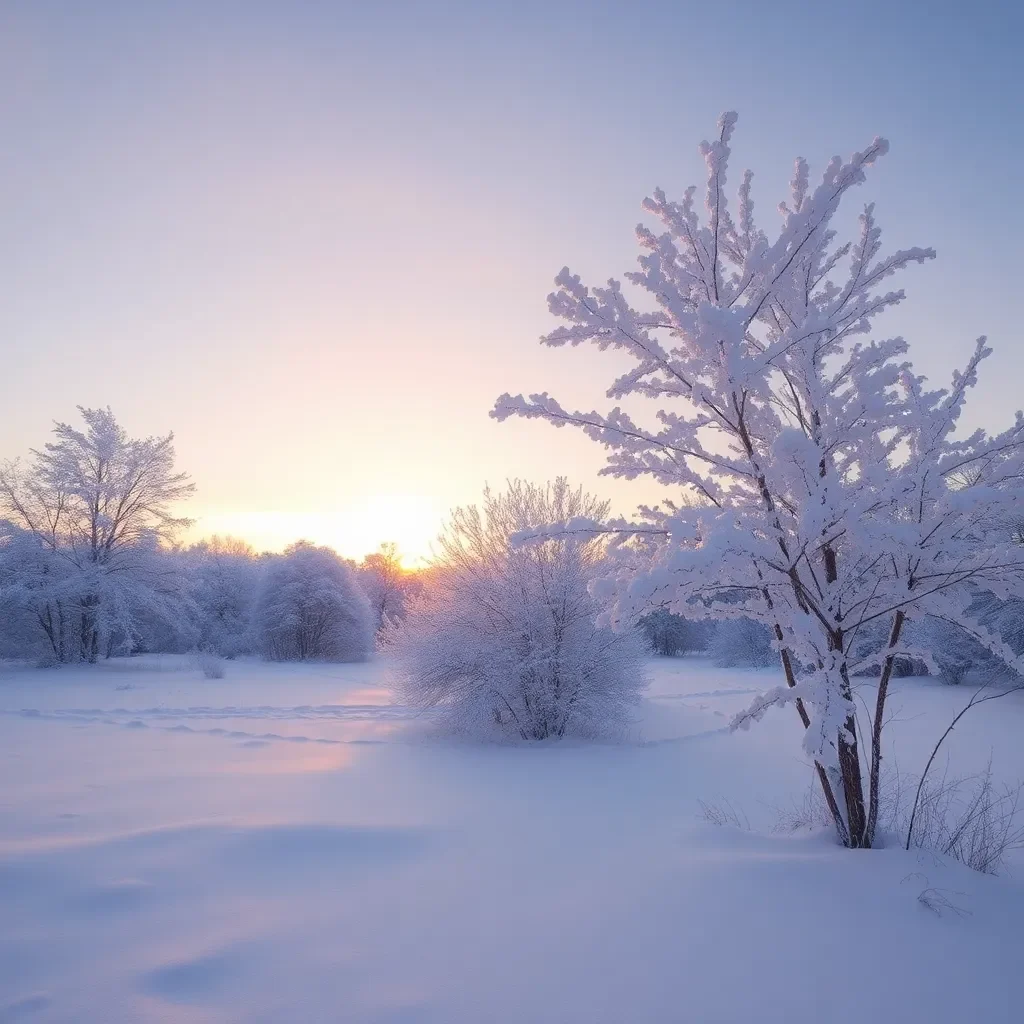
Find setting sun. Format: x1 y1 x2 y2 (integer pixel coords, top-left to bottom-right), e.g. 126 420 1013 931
189 493 446 566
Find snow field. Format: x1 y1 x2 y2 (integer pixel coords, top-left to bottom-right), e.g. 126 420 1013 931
1 656 1022 1023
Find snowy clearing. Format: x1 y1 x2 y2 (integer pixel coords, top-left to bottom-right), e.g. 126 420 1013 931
2 656 1022 1023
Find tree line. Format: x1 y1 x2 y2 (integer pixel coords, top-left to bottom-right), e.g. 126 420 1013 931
0 408 417 665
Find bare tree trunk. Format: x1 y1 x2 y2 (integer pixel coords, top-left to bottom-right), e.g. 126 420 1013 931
80 607 90 663
837 660 869 847
80 596 99 664
773 636 850 845
57 601 68 663
765 585 848 844
820 544 869 848
38 604 58 660
865 610 905 847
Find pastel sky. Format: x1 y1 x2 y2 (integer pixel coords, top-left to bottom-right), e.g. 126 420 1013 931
2 1 1021 563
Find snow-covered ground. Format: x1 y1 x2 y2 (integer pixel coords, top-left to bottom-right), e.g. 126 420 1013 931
1 656 1022 1023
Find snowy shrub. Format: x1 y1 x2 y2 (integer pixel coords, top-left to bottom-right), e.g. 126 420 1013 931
913 884 971 919
710 618 775 668
252 542 373 662
891 765 1024 875
393 480 648 740
494 113 1024 848
196 649 227 679
772 781 835 835
698 799 750 830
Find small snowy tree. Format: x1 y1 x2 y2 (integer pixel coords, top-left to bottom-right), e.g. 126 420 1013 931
639 608 715 656
710 618 775 669
187 536 260 657
393 479 647 740
359 542 417 636
494 114 1024 846
639 609 693 656
0 407 194 662
252 541 373 662
0 524 76 662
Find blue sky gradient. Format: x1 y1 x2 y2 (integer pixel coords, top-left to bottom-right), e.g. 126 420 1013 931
2 1 1021 557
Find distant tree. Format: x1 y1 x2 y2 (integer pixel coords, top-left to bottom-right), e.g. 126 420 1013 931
926 621 991 685
0 524 75 662
187 536 260 657
843 615 930 680
393 479 648 740
914 596 1024 686
359 542 416 635
639 608 707 656
0 407 194 662
252 541 373 662
709 618 775 668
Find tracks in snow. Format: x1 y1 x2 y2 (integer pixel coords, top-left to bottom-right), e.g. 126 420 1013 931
1 703 416 747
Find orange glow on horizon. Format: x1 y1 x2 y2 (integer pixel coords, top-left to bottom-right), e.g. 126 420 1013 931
186 493 446 567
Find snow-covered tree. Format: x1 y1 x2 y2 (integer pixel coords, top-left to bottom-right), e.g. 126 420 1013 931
187 536 260 657
359 542 418 636
494 114 1024 847
393 479 647 740
0 407 194 662
709 618 775 669
639 608 714 657
0 523 75 662
252 541 373 662
639 609 691 656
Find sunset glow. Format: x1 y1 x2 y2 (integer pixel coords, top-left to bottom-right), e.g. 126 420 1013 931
2 4 1018 556
189 493 447 566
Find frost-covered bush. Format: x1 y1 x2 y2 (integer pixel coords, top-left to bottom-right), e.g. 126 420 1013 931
187 537 260 657
710 618 775 668
252 542 373 662
884 764 1024 874
196 649 227 679
393 480 647 740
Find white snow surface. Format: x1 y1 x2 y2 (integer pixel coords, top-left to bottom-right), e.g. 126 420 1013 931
1 655 1022 1023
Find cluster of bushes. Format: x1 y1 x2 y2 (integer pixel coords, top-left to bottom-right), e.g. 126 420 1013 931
639 611 775 668
0 534 398 666
0 408 420 668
